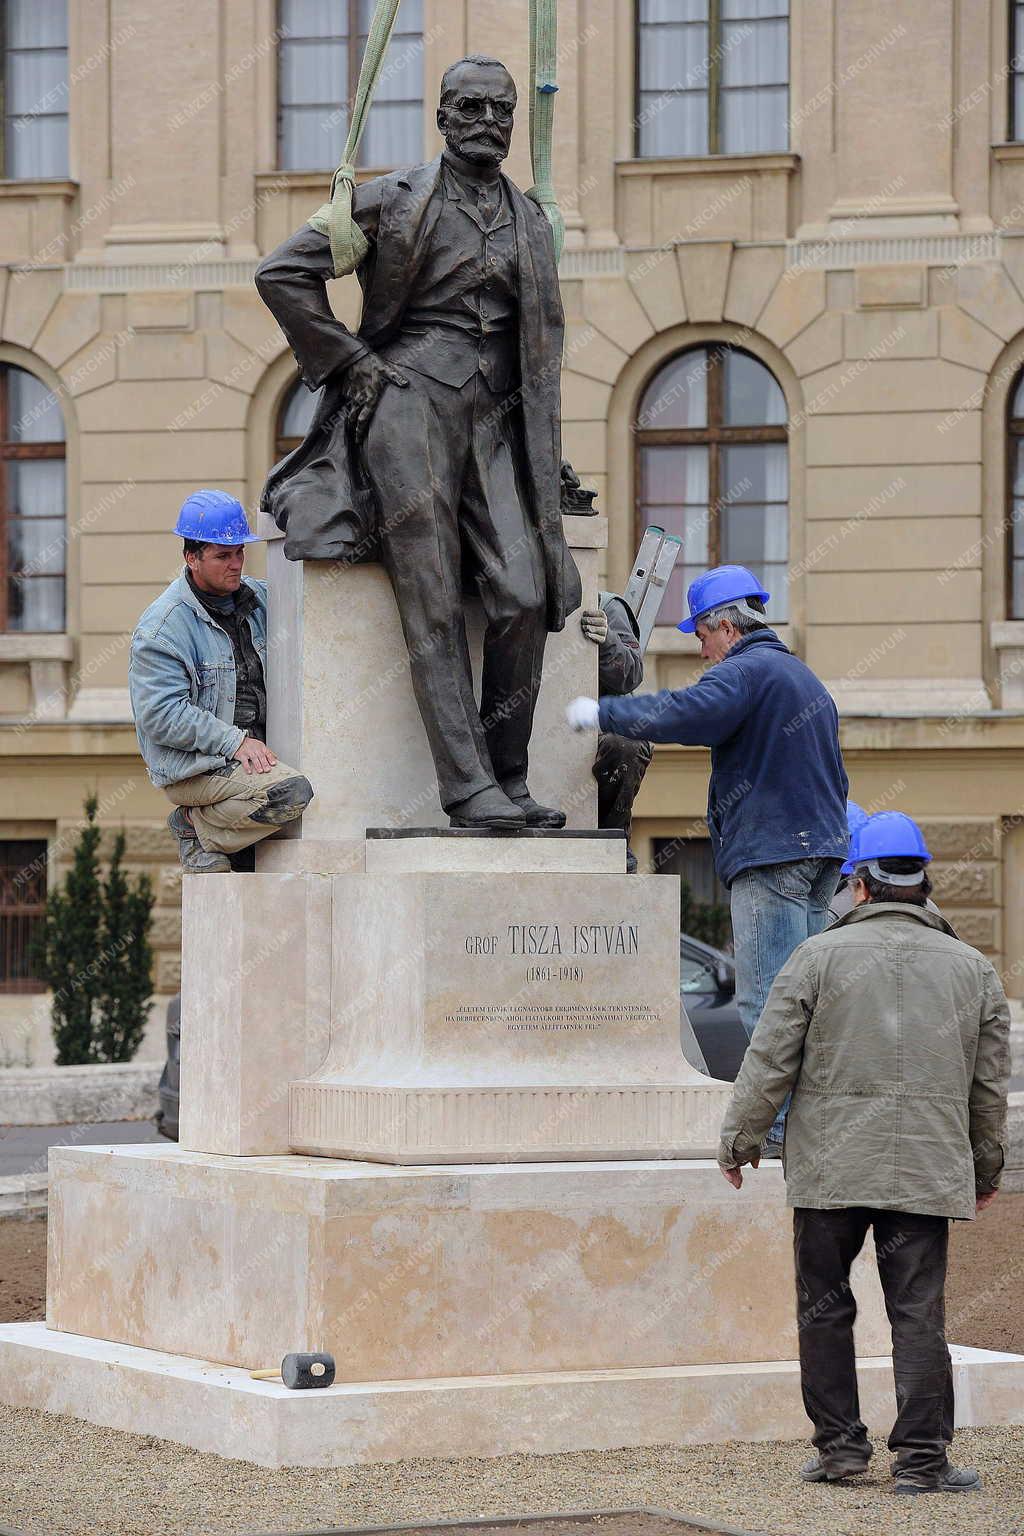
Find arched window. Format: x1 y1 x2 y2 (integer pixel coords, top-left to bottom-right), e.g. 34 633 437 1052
1007 372 1024 615
636 0 789 158
1 365 66 633
275 377 322 459
3 1 68 178
277 0 424 172
635 345 789 627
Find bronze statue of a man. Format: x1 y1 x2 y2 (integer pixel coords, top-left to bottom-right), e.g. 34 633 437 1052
256 55 582 829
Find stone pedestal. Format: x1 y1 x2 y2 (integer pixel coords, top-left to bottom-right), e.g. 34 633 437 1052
1 1141 1019 1468
260 515 606 868
289 856 728 1164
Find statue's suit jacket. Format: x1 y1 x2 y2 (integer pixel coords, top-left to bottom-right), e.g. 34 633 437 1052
255 154 582 633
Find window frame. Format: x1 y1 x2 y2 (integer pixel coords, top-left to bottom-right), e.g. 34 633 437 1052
0 364 66 634
276 0 424 174
633 0 790 159
1006 373 1024 618
0 837 48 994
0 0 70 180
633 343 788 621
1011 1 1024 142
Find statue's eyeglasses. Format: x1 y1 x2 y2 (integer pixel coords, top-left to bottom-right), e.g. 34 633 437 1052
450 96 514 122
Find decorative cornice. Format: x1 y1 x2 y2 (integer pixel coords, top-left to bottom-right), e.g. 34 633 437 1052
785 231 1000 270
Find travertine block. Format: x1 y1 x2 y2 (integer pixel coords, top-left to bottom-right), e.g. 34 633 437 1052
289 868 729 1163
626 247 687 331
785 311 845 378
178 872 331 1155
363 829 626 875
34 294 102 369
807 569 979 625
124 292 193 331
675 242 732 323
800 359 983 417
806 462 979 520
756 268 825 348
563 320 629 383
581 278 655 355
44 1146 890 1378
844 308 938 360
956 264 1024 341
723 245 785 327
854 265 926 309
939 306 1004 372
805 410 979 466
2 270 62 348
4 1323 1020 1469
264 519 603 847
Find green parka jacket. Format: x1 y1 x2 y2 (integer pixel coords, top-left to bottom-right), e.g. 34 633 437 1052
717 902 1011 1220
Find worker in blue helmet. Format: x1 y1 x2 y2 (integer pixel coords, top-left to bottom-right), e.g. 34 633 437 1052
567 562 848 1154
128 490 313 872
718 809 1010 1495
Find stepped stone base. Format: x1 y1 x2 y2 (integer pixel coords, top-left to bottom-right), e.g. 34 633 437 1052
46 1148 871 1378
1 1325 1021 1469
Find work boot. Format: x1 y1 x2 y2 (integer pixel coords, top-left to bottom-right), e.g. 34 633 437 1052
167 807 231 874
800 1453 870 1483
449 786 527 829
500 782 567 828
894 1463 981 1496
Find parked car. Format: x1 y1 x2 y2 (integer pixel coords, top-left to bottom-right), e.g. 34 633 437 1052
680 933 748 1082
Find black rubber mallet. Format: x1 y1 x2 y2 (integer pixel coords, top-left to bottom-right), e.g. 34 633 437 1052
250 1351 336 1389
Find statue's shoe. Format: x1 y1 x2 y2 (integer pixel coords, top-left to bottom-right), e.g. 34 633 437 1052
448 786 527 829
502 787 567 829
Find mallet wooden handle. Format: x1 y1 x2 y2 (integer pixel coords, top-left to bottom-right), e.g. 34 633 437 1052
249 1367 281 1380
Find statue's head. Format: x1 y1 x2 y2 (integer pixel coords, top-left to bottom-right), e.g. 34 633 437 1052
437 55 516 168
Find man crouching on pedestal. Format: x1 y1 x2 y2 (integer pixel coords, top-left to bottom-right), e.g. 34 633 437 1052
255 55 582 831
129 490 314 873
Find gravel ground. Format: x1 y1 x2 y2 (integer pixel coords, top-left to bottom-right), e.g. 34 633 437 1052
0 1203 1021 1536
0 1419 1021 1536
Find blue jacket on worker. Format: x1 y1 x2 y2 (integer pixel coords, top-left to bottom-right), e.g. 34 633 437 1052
599 570 848 886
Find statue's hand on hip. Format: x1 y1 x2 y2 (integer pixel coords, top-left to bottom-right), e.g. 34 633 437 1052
343 351 408 443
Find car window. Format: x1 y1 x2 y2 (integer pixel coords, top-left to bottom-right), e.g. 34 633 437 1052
680 948 718 994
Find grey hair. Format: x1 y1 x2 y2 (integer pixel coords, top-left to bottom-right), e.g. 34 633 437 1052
700 597 768 634
439 55 514 105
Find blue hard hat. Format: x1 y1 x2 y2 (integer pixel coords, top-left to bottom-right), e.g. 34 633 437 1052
846 800 870 839
841 811 932 878
677 564 770 634
173 489 261 545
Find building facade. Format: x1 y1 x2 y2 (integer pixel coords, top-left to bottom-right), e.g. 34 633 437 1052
2 0 1024 1060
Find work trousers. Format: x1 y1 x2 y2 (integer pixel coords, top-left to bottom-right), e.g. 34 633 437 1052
594 732 652 869
164 759 311 854
730 857 842 1141
364 362 548 810
794 1206 954 1482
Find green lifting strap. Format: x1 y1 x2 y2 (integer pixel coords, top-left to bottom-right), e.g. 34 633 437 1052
308 0 403 275
525 0 565 263
309 0 564 277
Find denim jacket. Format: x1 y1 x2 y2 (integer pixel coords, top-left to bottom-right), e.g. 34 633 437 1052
128 573 268 788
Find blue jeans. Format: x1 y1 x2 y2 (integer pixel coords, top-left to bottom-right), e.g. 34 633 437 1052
730 857 843 1143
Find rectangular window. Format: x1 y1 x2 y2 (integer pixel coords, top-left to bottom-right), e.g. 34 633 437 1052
636 0 789 158
278 0 424 172
1012 1 1024 140
2 0 69 178
0 839 47 993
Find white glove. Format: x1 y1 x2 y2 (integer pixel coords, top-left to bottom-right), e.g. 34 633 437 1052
566 696 601 732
